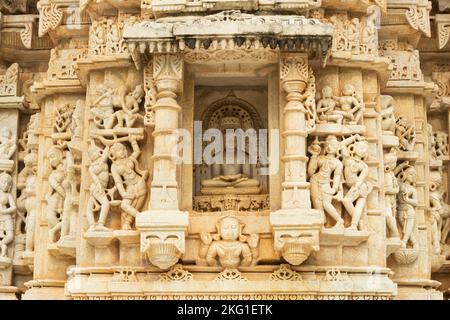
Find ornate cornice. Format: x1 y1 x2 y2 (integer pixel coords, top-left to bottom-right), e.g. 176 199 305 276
124 11 334 68
142 0 320 17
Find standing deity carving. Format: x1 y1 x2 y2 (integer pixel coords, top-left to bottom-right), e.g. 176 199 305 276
308 134 361 229
342 138 373 231
395 162 419 249
384 150 400 239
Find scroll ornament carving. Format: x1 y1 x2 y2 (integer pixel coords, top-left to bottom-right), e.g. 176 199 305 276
214 269 248 282
437 20 450 49
196 216 259 269
405 2 432 38
280 56 317 132
159 264 193 282
37 2 63 37
20 23 33 49
269 264 302 281
143 61 157 127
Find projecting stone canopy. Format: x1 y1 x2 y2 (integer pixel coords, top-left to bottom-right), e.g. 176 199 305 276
124 10 334 66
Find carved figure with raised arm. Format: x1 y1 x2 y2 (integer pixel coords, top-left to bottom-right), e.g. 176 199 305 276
308 134 361 229
109 136 148 230
86 144 111 231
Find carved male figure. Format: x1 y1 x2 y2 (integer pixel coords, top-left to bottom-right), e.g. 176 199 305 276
395 162 419 249
308 134 361 229
342 138 373 231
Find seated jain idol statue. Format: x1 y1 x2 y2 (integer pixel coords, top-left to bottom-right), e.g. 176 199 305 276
201 116 261 195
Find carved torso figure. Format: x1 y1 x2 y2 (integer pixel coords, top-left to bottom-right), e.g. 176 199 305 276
199 216 259 269
0 128 16 160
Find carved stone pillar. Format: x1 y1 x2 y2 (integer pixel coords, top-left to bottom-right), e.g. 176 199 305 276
270 53 323 266
0 63 23 299
136 53 189 270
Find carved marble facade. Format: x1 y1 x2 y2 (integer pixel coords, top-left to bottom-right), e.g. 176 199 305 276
0 0 449 300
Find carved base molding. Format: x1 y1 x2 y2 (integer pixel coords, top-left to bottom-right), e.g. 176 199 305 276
394 279 443 300
66 265 396 300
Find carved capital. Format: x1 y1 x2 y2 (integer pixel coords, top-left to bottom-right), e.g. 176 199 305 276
153 54 184 93
280 54 309 91
405 2 432 37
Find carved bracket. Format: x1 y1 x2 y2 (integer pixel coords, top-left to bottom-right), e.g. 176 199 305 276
388 0 432 38
136 211 189 270
270 209 324 266
436 14 450 49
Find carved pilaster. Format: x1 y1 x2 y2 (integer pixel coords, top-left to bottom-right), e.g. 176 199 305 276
270 53 323 266
136 53 188 271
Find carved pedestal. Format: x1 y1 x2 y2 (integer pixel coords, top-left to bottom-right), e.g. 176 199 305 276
84 231 117 266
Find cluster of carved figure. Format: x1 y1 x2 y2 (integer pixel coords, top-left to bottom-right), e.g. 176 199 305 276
86 83 148 232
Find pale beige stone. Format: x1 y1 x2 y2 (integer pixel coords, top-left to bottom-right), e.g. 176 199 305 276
0 0 450 301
